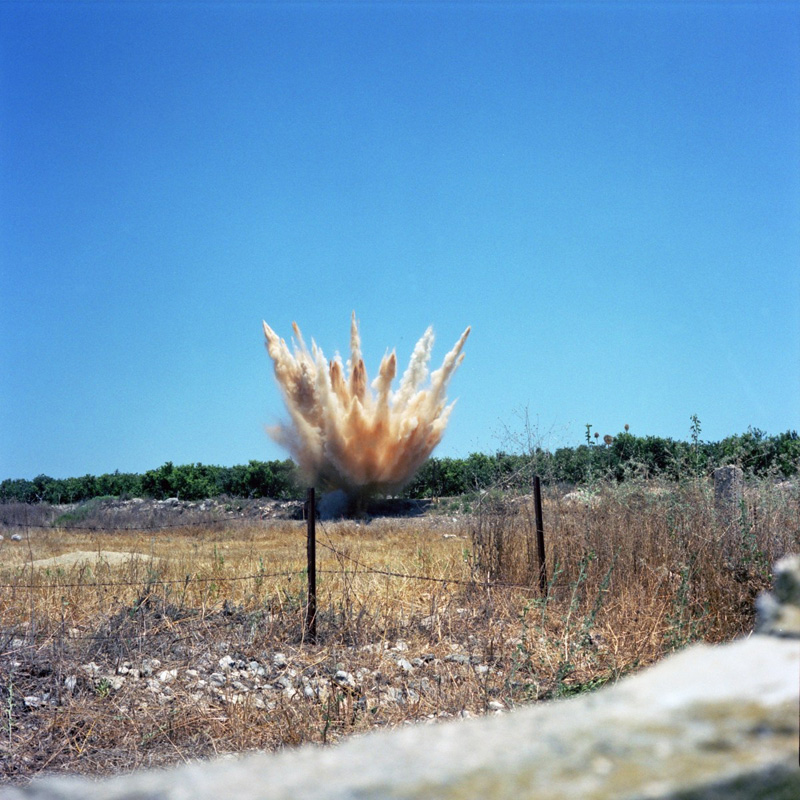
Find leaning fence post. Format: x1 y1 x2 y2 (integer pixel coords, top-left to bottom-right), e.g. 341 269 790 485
305 487 317 643
533 475 548 596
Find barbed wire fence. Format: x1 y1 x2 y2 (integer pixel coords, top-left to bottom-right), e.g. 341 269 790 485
0 488 551 656
0 537 542 595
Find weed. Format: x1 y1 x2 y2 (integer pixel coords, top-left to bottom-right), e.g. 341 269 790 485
52 497 116 528
552 673 613 698
663 558 706 652
690 414 703 482
5 678 12 747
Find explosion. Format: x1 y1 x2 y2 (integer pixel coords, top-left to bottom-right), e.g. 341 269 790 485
263 313 470 505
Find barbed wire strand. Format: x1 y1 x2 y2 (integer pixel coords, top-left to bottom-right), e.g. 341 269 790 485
0 554 539 593
0 568 308 591
0 512 542 593
0 565 538 593
314 526 536 591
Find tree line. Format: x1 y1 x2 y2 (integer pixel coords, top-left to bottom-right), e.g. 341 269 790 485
2 428 797 505
404 428 799 498
0 460 302 505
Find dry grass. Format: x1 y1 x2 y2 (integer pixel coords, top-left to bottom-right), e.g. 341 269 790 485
1 477 798 784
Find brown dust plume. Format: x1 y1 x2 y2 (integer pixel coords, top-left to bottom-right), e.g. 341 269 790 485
263 313 470 501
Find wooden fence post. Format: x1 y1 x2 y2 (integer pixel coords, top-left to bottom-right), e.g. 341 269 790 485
306 487 317 643
533 475 548 596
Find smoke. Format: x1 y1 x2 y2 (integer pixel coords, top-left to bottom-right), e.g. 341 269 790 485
262 313 470 503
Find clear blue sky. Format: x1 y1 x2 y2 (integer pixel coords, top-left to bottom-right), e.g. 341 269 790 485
2 1 798 480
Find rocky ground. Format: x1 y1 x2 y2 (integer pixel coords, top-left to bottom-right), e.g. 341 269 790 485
3 591 518 781
0 494 450 531
10 630 506 727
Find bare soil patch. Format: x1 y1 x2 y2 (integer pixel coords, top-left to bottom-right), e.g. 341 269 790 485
27 552 157 570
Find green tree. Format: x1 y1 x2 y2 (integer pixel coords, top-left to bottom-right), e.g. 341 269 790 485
141 462 176 499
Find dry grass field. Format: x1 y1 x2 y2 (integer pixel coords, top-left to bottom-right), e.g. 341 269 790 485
1 478 798 785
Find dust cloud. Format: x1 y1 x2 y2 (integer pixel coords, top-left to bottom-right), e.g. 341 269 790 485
263 313 470 503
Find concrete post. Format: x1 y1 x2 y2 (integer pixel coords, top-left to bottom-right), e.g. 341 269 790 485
714 465 744 533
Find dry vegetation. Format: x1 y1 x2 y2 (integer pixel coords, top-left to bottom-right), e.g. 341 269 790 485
1 478 798 785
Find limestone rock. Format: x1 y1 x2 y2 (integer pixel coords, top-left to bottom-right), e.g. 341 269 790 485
756 553 800 637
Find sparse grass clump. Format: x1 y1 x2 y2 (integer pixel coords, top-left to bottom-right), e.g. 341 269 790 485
1 477 797 784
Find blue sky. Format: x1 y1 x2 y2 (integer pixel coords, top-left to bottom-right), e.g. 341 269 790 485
1 1 798 480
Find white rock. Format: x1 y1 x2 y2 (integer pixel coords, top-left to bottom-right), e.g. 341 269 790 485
272 652 288 668
141 658 161 676
381 686 403 705
333 670 355 690
757 554 800 637
562 490 600 507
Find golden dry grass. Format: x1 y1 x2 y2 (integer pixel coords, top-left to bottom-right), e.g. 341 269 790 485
1 478 797 784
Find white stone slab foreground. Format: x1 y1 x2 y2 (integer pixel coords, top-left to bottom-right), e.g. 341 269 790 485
7 556 800 800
